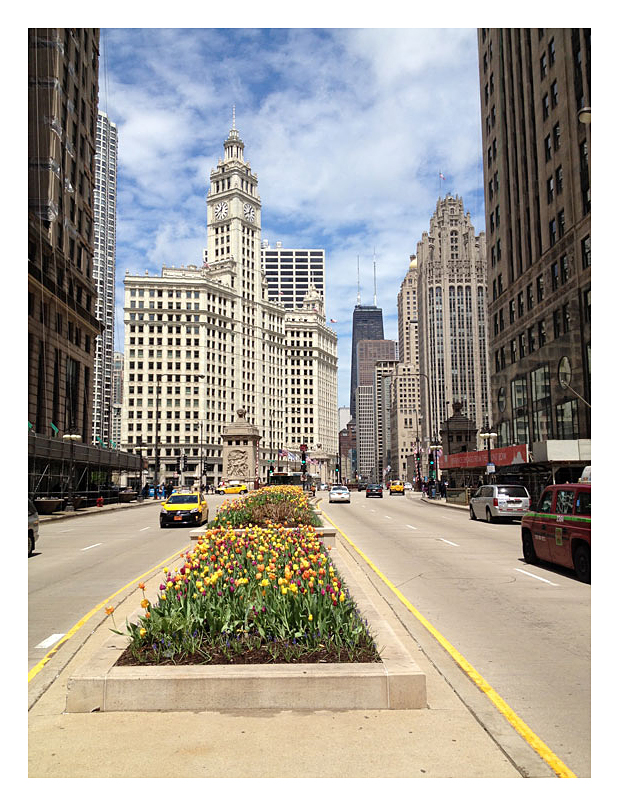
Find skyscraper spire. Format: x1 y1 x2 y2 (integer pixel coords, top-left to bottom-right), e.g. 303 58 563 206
356 256 361 305
232 104 236 130
373 248 377 307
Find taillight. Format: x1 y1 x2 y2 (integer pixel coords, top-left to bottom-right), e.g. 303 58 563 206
493 498 498 507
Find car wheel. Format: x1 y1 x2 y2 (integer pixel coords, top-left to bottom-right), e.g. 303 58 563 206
485 508 494 523
469 506 477 520
160 522 166 528
573 544 590 584
522 531 536 565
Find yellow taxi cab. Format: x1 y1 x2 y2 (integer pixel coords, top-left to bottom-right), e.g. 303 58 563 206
389 480 405 496
216 480 248 495
160 491 209 528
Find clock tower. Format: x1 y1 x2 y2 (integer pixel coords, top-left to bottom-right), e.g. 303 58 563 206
206 107 262 297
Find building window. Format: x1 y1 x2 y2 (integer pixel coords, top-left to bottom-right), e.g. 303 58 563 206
538 319 546 347
556 165 563 194
527 284 534 310
519 332 526 358
549 218 557 246
560 254 569 284
509 298 515 323
562 303 571 333
528 326 536 353
537 274 544 302
551 261 559 291
553 309 561 338
549 37 556 64
544 135 552 162
583 288 591 322
540 53 547 79
517 292 524 317
551 79 559 108
581 234 591 269
542 94 550 120
556 399 578 439
547 176 554 203
553 122 561 151
558 209 565 238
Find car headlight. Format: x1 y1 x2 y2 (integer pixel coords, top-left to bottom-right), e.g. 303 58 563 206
189 508 199 513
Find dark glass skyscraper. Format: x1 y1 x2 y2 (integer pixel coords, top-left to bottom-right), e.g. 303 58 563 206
349 305 384 417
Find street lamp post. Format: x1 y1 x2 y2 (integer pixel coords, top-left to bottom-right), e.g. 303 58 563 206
479 426 498 483
62 429 81 511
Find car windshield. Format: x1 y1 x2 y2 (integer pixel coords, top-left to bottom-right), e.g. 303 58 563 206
168 495 198 504
497 486 528 497
332 486 348 491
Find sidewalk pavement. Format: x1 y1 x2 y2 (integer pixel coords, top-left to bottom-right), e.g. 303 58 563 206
28 496 522 778
37 496 161 523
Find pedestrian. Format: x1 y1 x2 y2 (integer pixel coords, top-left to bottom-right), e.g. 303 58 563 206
141 483 149 499
165 482 173 499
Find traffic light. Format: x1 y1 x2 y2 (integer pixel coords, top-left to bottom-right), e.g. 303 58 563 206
429 451 435 479
176 456 182 473
181 454 187 471
301 451 307 469
268 463 274 477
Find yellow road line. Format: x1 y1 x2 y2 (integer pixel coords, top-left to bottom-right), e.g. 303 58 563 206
28 545 190 683
319 505 577 779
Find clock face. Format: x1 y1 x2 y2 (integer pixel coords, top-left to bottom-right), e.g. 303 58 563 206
244 203 255 222
214 201 228 221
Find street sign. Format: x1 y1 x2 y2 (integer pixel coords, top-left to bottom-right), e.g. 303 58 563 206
299 443 307 452
486 463 496 473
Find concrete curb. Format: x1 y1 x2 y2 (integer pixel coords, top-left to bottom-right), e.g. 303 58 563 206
65 519 427 713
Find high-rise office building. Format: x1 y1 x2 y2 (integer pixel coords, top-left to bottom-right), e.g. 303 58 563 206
110 351 123 448
478 28 591 448
349 304 384 417
416 194 491 443
353 339 397 483
261 242 325 309
92 111 118 446
28 28 101 440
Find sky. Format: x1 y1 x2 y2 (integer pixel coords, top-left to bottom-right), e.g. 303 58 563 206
100 27 486 408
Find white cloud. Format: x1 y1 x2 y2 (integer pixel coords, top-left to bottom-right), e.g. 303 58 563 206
104 28 485 404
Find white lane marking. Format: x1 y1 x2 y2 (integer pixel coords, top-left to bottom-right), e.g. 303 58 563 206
35 633 65 649
385 515 392 519
60 529 74 533
441 516 451 520
81 543 102 551
406 524 417 530
439 538 459 546
514 568 559 586
139 526 151 531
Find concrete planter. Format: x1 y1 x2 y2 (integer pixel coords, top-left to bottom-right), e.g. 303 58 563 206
66 527 426 713
118 491 137 503
34 498 62 515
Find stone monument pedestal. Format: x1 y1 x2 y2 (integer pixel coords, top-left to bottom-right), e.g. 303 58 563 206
221 408 262 490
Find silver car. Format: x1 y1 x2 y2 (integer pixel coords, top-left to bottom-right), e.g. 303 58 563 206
469 484 530 523
28 498 39 556
329 485 351 504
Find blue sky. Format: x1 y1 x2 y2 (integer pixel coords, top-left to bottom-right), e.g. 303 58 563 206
100 27 486 408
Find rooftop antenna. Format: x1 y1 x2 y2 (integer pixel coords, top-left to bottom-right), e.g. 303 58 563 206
356 256 361 305
373 248 377 307
232 104 236 130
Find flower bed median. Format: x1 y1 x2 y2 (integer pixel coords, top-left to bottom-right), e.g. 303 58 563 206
112 486 380 666
66 485 427 712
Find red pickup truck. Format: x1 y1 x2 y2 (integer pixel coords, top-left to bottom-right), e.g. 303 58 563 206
521 483 591 583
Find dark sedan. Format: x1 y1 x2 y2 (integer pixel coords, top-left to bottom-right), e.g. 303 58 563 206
366 484 383 498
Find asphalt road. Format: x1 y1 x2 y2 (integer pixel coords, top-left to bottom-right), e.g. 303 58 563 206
318 490 591 778
28 499 205 673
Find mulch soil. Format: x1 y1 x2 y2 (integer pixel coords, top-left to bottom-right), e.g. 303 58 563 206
115 643 381 667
